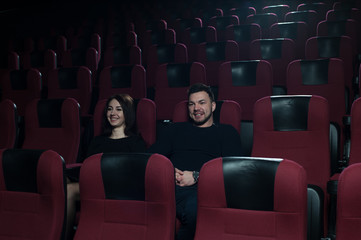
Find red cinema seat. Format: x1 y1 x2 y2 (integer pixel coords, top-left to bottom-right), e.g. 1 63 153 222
74 152 175 240
0 149 66 240
195 156 307 240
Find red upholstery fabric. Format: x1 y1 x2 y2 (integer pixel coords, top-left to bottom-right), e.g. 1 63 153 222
98 64 146 100
252 95 330 191
252 95 331 234
195 157 307 240
287 58 346 125
47 66 92 117
74 153 175 240
250 38 296 87
0 149 66 240
218 60 273 121
0 99 18 148
336 162 361 239
0 68 42 116
22 98 81 165
154 62 206 121
195 40 239 87
349 97 361 165
93 98 156 148
172 100 242 134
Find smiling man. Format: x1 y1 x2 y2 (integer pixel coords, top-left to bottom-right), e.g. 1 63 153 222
148 83 242 240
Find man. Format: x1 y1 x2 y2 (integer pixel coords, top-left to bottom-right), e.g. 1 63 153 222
148 83 242 240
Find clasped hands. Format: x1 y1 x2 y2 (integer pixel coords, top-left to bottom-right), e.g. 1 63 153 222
175 168 196 186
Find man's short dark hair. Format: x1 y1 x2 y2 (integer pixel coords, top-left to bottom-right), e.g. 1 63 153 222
187 83 215 102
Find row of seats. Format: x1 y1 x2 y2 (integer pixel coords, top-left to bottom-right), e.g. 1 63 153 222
3 94 361 239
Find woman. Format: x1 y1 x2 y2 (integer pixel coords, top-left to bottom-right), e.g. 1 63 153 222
66 94 146 240
86 93 146 156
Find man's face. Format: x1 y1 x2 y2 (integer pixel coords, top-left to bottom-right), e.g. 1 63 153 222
188 91 216 127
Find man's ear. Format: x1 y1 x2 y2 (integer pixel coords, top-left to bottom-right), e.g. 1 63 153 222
211 101 216 112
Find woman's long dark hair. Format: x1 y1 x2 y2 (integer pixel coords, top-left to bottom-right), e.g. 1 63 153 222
102 94 136 137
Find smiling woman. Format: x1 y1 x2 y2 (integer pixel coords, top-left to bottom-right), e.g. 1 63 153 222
86 94 147 156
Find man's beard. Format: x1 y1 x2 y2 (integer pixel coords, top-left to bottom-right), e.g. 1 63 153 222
192 112 213 126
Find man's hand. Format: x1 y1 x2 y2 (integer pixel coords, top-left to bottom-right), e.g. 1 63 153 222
175 168 196 186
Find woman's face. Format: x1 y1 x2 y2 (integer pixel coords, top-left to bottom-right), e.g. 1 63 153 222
106 99 125 129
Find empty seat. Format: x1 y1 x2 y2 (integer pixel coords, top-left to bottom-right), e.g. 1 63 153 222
225 23 261 60
252 95 331 238
21 98 81 165
0 99 18 149
287 58 347 171
154 62 207 121
305 35 355 102
246 13 279 38
0 148 66 240
145 43 188 88
262 4 291 21
297 2 331 21
103 45 142 67
270 21 309 59
218 60 273 121
0 68 42 116
335 162 361 240
74 152 175 240
195 40 239 87
47 66 93 117
195 156 307 240
285 10 320 36
317 19 360 54
208 15 240 41
249 38 296 89
326 8 361 23
98 64 146 103
348 97 361 166
179 26 217 62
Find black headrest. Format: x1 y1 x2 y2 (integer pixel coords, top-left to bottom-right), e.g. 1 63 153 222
300 59 329 85
151 31 166 44
317 37 341 58
58 67 78 89
206 42 226 61
190 28 206 44
110 66 132 88
260 39 283 59
222 157 281 211
71 49 86 66
113 47 130 64
101 153 151 200
157 45 175 64
326 21 346 36
233 25 251 41
230 61 259 86
37 99 64 128
30 51 45 68
10 70 28 90
166 63 191 87
271 96 311 131
277 22 298 39
2 149 44 192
